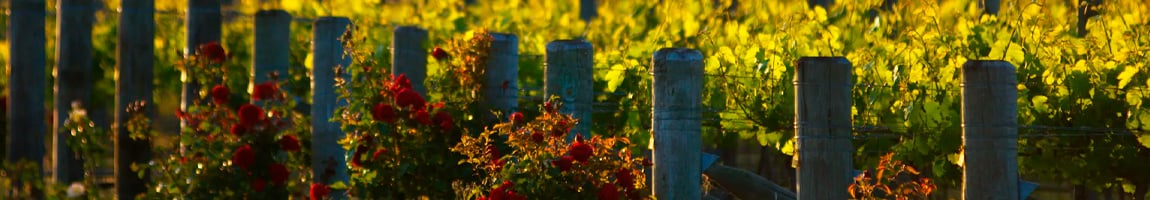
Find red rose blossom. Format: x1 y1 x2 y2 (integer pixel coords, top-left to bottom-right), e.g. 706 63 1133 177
351 145 369 168
413 109 432 125
230 123 249 136
531 131 544 143
551 155 574 171
509 112 524 124
211 85 229 104
280 135 301 152
309 183 330 200
569 139 594 163
543 101 555 112
371 103 397 124
433 112 453 132
253 81 278 100
431 47 448 60
238 104 265 126
252 178 267 192
616 168 635 188
389 74 413 94
395 88 426 110
552 120 569 137
598 183 619 200
269 163 290 185
233 145 255 170
199 41 227 63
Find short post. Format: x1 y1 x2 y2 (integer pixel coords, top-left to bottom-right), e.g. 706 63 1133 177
980 0 1000 15
651 48 703 199
391 26 428 95
482 33 519 123
544 40 593 140
182 0 221 114
312 17 352 196
794 57 853 200
580 0 597 22
808 0 833 8
961 60 1019 200
54 0 96 184
7 0 47 175
252 9 291 92
115 0 155 198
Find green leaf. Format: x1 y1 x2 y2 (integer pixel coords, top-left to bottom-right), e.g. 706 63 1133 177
1138 134 1150 148
1117 66 1138 89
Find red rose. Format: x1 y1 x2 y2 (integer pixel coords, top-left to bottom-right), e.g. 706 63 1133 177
238 104 265 126
531 131 544 143
389 74 413 94
509 112 524 124
371 148 388 161
485 145 500 160
371 103 397 124
413 109 432 125
551 155 574 171
211 85 229 104
351 145 370 168
280 135 301 152
309 183 330 200
433 112 453 132
616 168 635 188
230 123 249 136
431 47 448 60
233 145 255 170
252 178 267 192
569 140 594 163
543 101 555 113
198 41 227 63
551 120 569 137
502 180 514 188
269 163 290 185
253 81 278 100
598 183 619 200
395 88 425 110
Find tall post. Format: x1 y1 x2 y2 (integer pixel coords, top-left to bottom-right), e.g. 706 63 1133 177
580 0 597 22
54 0 95 184
544 40 593 140
391 26 428 95
7 0 47 179
183 0 221 114
962 60 1019 200
651 48 703 199
115 0 155 198
482 33 519 123
794 57 853 200
312 17 352 197
252 9 291 91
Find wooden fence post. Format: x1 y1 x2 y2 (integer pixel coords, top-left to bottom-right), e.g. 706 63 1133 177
544 40 593 140
392 26 428 95
182 0 221 116
252 9 291 94
483 33 519 123
312 17 352 196
961 60 1019 200
580 0 597 22
115 0 155 198
7 0 47 185
53 0 95 184
651 48 703 199
794 57 853 200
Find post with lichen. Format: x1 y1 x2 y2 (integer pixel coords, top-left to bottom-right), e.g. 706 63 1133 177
961 60 1019 200
794 57 853 200
651 48 704 199
482 33 519 123
545 40 593 140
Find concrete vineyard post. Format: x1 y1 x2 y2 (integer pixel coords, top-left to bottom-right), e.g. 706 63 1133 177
483 33 519 124
794 57 853 200
7 0 48 189
962 60 1019 200
182 0 221 119
651 48 704 199
544 40 593 141
392 26 428 95
54 0 96 183
252 9 291 98
312 17 353 197
116 0 155 198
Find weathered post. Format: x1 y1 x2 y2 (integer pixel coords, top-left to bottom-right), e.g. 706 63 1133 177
794 57 853 200
54 0 95 184
392 26 428 95
252 9 291 93
580 0 597 22
962 60 1019 200
115 0 155 198
482 33 519 123
7 0 47 181
183 0 221 113
651 48 703 199
544 40 593 140
312 17 352 197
